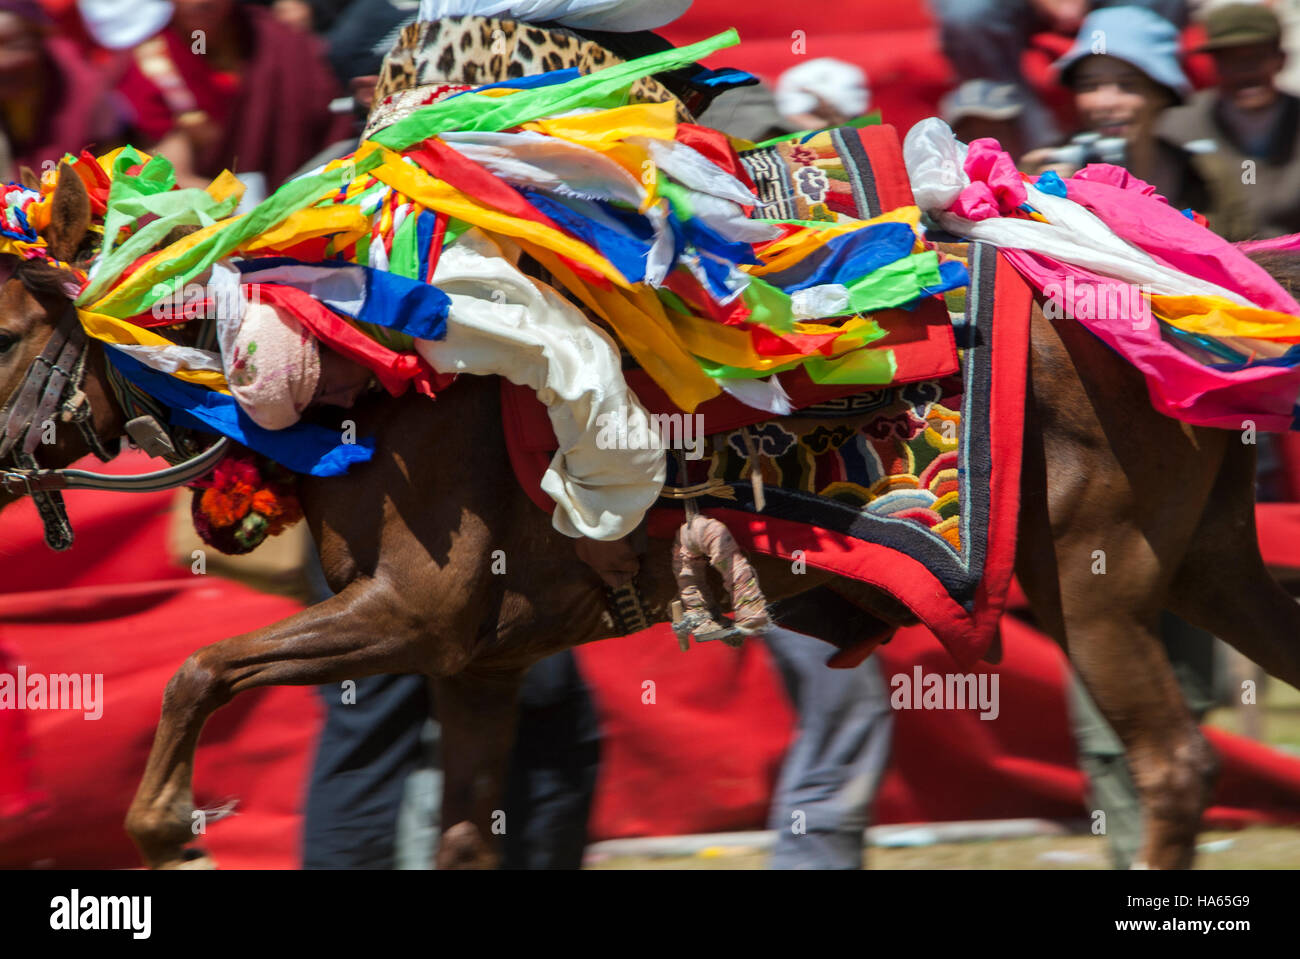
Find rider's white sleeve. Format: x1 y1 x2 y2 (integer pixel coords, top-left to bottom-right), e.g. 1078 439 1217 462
414 229 666 541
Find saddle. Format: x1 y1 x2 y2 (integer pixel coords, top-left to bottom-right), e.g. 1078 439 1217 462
498 116 961 468
367 17 961 641
498 120 977 650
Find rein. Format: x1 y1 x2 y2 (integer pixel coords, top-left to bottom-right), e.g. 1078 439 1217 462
0 267 228 550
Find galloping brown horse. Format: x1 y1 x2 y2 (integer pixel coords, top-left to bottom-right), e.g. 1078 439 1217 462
6 156 1300 870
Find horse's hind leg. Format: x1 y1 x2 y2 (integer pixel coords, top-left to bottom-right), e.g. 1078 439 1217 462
1018 527 1216 869
430 670 523 868
1019 307 1220 868
1168 439 1300 686
125 579 425 869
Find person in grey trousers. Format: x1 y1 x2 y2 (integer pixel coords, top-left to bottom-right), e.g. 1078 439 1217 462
765 587 896 869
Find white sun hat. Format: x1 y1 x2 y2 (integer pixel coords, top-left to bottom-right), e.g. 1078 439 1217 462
775 58 870 121
77 0 174 50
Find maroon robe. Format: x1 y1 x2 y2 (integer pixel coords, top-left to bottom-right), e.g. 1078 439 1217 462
116 5 353 189
7 35 119 176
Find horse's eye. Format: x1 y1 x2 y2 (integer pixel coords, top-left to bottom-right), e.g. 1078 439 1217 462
0 331 18 355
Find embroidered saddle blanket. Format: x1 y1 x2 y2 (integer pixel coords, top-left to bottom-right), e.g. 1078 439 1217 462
503 125 1032 665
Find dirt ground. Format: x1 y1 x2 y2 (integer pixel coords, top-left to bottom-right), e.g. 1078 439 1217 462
588 676 1300 870
585 827 1300 869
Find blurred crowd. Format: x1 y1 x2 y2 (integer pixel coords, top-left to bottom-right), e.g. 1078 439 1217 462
11 0 1297 242
10 0 1294 236
2 0 878 195
931 0 1300 240
0 0 414 195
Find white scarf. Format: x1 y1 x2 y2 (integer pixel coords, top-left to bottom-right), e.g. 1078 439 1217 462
417 0 691 31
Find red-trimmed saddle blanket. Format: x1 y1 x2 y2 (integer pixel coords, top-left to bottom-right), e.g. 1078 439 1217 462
503 126 1032 666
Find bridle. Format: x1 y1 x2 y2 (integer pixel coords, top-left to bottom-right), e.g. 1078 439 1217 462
0 258 229 550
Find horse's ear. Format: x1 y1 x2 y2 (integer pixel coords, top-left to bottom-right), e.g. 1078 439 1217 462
19 166 38 191
44 161 91 264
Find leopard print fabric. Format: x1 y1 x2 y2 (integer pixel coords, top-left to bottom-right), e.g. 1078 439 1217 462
364 16 692 139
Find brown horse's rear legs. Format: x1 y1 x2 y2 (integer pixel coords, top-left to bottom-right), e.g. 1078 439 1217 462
1018 526 1217 869
125 579 425 869
430 670 523 868
1019 306 1222 867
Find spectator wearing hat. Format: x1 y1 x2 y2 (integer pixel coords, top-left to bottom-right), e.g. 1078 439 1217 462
774 58 870 132
1020 5 1213 221
1158 3 1300 239
941 79 1029 159
695 82 801 145
930 0 1188 151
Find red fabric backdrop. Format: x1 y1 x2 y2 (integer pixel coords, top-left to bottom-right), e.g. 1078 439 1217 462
662 0 951 139
0 454 320 869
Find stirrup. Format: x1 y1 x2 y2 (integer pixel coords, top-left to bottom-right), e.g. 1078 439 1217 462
670 600 753 649
670 512 770 651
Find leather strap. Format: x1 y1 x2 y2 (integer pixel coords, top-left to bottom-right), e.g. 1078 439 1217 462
0 292 101 549
0 309 79 459
0 236 228 551
22 318 85 456
0 434 230 496
13 449 74 551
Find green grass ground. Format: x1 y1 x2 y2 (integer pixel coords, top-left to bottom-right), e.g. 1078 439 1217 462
1204 674 1300 754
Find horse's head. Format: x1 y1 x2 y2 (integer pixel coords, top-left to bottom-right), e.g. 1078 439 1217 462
0 164 125 517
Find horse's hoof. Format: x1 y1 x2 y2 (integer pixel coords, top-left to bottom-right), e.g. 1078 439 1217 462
436 821 497 869
159 848 217 870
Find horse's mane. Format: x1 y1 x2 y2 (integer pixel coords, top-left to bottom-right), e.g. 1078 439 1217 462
9 256 79 300
1242 249 1300 299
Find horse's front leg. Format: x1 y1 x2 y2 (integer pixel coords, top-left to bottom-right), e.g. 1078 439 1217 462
431 670 523 869
125 579 426 869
